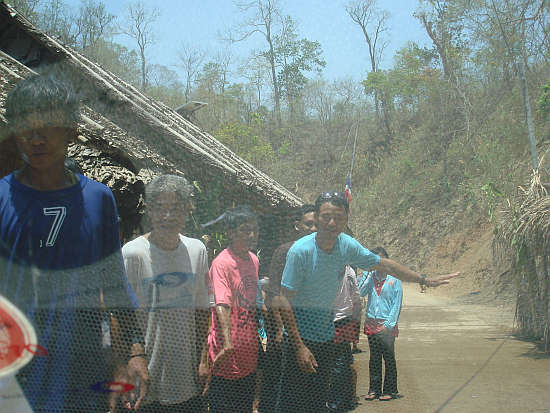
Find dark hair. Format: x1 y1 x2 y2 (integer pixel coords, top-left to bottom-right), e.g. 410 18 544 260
4 72 80 133
223 205 257 231
294 204 315 222
371 246 389 259
314 191 349 213
64 158 83 175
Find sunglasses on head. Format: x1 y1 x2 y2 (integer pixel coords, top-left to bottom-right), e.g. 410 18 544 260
318 191 348 203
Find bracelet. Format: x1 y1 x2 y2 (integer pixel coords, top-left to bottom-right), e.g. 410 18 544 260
420 274 427 287
129 353 147 359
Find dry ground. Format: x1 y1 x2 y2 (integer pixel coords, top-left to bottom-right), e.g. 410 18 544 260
351 283 550 413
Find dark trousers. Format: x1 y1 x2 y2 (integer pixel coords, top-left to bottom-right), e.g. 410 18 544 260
327 342 354 412
208 373 256 413
279 338 336 413
258 341 282 413
139 396 207 413
367 333 397 395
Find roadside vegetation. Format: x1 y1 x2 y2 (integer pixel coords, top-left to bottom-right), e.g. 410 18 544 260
8 0 550 341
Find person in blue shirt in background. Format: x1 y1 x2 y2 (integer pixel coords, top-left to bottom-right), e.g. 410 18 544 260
360 246 403 401
278 191 459 413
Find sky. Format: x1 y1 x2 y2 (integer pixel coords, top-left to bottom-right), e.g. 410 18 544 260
65 0 431 83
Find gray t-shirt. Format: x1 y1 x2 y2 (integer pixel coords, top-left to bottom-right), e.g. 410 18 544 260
122 235 209 405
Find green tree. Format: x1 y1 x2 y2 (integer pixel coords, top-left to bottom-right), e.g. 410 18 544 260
537 78 550 119
272 16 325 123
214 113 275 167
92 39 141 85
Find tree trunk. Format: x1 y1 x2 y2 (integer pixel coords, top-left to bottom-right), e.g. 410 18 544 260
140 48 146 91
518 56 539 171
266 29 281 128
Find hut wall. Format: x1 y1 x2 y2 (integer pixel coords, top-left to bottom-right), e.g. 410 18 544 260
514 252 550 349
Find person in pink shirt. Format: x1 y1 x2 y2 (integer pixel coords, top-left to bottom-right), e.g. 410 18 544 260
207 205 260 413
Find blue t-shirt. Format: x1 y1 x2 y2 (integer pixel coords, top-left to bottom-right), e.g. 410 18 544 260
0 173 137 412
281 233 380 342
359 272 403 329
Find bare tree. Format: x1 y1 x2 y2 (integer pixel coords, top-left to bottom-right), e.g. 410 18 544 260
484 0 540 170
228 0 282 127
38 0 76 46
415 1 456 80
345 0 389 74
346 0 389 120
119 1 160 91
242 52 270 109
74 0 115 53
215 51 233 123
177 43 207 103
9 0 42 20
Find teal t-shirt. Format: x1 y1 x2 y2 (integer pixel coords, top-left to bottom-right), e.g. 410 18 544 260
281 233 379 342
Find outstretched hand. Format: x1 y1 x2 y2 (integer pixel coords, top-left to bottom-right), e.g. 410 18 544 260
426 272 460 288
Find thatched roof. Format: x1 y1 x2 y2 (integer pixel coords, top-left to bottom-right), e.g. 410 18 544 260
496 171 550 257
0 1 302 225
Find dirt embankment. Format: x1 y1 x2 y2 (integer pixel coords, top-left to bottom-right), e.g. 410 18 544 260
354 203 515 306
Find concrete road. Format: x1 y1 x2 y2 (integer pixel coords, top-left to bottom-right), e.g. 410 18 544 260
351 284 550 413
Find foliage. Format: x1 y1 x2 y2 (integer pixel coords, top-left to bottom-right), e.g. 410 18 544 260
11 0 550 257
90 39 141 85
480 182 504 222
213 113 275 166
272 16 326 106
537 78 550 119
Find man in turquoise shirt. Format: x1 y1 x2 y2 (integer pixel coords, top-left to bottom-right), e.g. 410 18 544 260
278 191 458 413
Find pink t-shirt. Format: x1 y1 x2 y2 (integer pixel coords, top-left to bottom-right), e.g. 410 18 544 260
208 248 259 379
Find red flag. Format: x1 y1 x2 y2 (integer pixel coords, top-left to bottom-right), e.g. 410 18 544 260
345 174 352 204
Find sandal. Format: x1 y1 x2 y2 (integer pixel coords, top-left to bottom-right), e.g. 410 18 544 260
365 392 378 401
379 393 398 401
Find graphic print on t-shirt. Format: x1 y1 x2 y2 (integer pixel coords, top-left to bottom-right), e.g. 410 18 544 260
142 272 196 310
236 275 257 328
42 206 67 247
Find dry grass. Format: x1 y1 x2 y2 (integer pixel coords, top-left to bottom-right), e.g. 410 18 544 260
496 168 550 350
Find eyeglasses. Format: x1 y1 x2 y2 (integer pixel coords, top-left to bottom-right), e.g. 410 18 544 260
15 127 73 141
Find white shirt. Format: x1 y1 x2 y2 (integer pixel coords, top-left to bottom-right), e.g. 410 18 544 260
333 265 361 322
122 234 209 404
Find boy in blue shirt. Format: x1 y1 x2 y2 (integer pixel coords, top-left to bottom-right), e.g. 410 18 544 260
278 191 458 413
360 247 402 401
0 72 148 412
